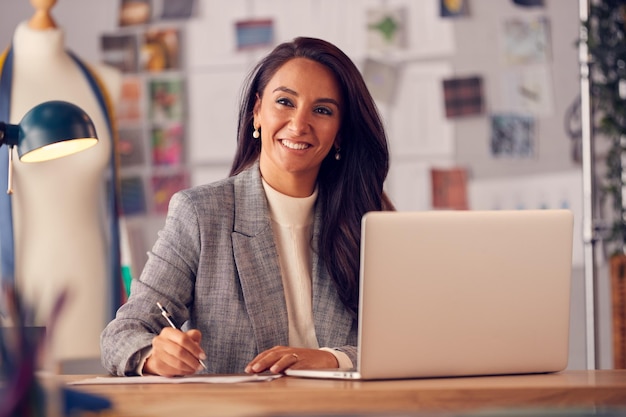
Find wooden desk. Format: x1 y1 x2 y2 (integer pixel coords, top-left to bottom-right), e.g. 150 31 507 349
59 370 626 417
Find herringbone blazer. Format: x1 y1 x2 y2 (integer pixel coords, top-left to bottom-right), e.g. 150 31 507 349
100 162 358 375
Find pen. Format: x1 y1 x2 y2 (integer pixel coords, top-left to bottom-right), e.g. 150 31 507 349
156 302 208 370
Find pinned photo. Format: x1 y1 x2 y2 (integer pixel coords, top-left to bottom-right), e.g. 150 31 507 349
490 113 535 159
440 0 470 17
149 77 185 124
151 172 189 214
152 123 184 166
119 0 152 26
159 0 196 20
117 77 143 122
235 19 274 50
120 176 147 216
101 33 139 73
431 167 469 210
442 76 484 118
118 128 146 167
141 28 181 72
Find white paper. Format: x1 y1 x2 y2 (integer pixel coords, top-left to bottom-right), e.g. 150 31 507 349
388 61 455 157
501 66 555 117
68 374 282 385
500 16 551 66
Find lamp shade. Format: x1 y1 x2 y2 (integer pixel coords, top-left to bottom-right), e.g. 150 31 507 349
16 100 98 163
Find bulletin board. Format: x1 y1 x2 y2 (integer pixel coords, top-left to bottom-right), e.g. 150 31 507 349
90 0 582 272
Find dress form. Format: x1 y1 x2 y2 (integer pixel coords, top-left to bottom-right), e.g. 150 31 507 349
8 3 121 363
28 0 58 30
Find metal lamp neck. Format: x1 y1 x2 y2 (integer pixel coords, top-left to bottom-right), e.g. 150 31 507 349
0 122 20 147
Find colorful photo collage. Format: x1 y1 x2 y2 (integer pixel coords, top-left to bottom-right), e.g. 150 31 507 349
118 0 197 26
103 0 192 217
101 28 181 74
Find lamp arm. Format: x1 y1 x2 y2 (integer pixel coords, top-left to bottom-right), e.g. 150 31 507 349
0 122 18 194
0 121 5 146
0 122 20 148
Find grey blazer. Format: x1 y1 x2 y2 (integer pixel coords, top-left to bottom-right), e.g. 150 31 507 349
100 162 358 376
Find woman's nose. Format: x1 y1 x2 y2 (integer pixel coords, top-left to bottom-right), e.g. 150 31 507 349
289 108 310 135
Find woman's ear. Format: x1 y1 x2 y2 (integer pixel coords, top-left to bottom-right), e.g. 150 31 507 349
333 135 342 149
253 93 261 122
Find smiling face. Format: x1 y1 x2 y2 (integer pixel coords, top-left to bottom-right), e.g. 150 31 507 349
253 57 342 197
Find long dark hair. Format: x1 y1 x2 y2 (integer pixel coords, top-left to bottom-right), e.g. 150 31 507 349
230 37 393 316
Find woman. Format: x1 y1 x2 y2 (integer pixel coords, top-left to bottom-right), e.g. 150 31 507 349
100 37 394 377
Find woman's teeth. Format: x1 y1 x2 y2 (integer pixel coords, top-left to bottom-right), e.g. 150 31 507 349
281 139 309 150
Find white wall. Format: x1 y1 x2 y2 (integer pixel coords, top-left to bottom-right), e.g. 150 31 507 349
0 0 609 371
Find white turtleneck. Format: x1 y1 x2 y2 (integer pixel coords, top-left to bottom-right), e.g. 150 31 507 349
262 179 352 369
262 179 318 348
8 21 121 362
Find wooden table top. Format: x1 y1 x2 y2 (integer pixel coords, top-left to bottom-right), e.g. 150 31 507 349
56 370 626 417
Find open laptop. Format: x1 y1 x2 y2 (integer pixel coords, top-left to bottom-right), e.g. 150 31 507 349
286 209 574 380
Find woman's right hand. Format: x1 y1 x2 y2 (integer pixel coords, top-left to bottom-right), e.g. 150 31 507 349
143 328 207 376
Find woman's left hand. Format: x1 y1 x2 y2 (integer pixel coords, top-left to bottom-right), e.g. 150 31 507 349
244 346 339 374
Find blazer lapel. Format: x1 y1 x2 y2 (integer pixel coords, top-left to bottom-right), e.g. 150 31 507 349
231 164 289 352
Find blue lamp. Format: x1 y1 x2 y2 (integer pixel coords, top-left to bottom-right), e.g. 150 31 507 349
0 101 100 415
0 100 97 163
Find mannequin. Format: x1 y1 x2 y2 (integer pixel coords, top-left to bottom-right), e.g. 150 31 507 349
6 0 121 363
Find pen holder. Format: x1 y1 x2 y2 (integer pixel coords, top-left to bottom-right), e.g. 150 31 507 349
1 285 112 416
0 285 48 415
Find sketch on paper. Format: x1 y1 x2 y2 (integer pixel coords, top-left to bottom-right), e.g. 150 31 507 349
366 7 407 52
501 66 554 116
501 16 551 65
362 59 399 104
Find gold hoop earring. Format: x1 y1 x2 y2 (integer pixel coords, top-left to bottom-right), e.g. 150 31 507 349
253 127 260 139
334 147 341 161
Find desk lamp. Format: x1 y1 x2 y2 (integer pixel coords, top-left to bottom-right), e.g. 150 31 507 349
0 100 97 192
0 100 100 414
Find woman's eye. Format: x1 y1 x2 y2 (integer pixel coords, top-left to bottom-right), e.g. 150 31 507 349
314 107 333 116
276 97 294 107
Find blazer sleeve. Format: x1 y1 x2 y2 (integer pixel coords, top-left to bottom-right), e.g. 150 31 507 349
332 346 358 368
100 190 202 376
